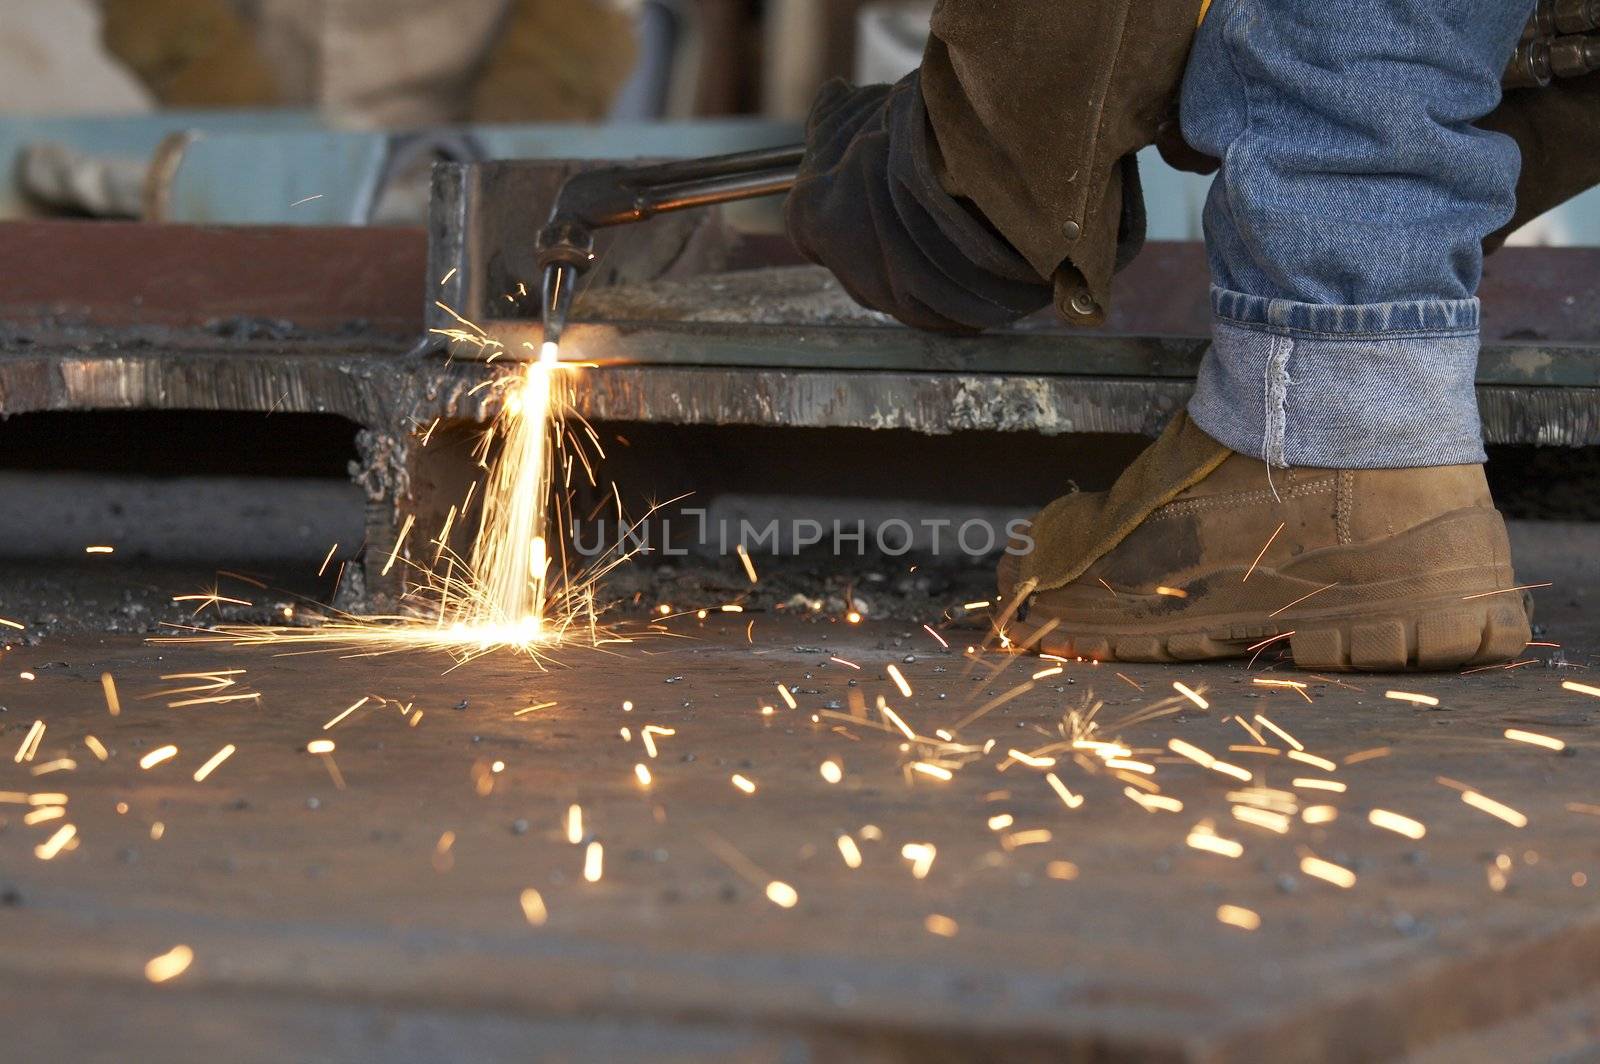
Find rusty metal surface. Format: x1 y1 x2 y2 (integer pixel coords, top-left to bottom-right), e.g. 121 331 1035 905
0 222 425 336
0 616 1597 1061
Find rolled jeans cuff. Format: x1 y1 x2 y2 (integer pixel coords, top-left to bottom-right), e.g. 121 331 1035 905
1187 286 1485 469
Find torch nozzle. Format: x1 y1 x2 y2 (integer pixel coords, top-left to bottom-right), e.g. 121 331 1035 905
541 261 578 349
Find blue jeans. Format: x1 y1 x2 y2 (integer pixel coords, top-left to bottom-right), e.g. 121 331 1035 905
1181 0 1535 468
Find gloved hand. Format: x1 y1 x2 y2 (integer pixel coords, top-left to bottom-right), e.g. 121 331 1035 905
784 74 1055 334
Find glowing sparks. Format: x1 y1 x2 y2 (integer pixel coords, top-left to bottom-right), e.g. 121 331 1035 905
886 664 913 698
34 823 75 860
565 804 584 844
1045 773 1084 809
1231 806 1291 834
13 720 44 763
1243 522 1285 581
1126 789 1184 813
1504 728 1566 752
144 944 194 983
987 813 1015 831
1299 856 1356 888
819 760 843 784
1216 904 1261 931
1269 580 1339 617
924 914 959 937
1006 748 1055 770
1252 715 1303 751
192 744 236 782
1561 680 1600 698
1461 790 1529 828
583 840 604 882
1302 805 1339 824
776 684 797 710
519 888 549 926
84 735 108 762
139 745 178 770
1368 809 1426 840
730 773 757 794
1168 737 1217 768
765 881 799 908
1292 777 1346 793
1461 582 1550 600
1286 750 1337 773
837 834 863 869
634 763 652 787
1385 690 1438 707
735 543 759 584
1172 682 1209 710
29 758 74 776
323 696 370 731
901 842 936 879
1185 828 1244 859
878 700 917 742
85 545 114 554
101 672 121 716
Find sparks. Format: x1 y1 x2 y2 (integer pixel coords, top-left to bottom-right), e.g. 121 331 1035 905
735 543 758 583
100 672 121 716
1216 904 1261 931
144 944 193 983
323 696 370 731
1286 750 1337 772
13 720 44 764
886 663 914 698
1299 855 1357 888
1368 808 1426 839
1242 522 1285 582
1172 682 1209 710
924 914 959 937
765 881 799 908
837 834 863 869
519 887 548 926
1185 828 1244 859
139 745 178 770
192 744 236 782
583 840 604 882
34 823 75 861
1504 728 1566 752
901 842 936 879
1461 790 1529 827
1385 690 1439 707
819 760 843 784
730 773 756 794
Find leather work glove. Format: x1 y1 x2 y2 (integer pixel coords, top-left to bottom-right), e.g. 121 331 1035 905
100 0 278 108
784 74 1056 334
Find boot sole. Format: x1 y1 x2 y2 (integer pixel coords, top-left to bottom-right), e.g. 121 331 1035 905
1007 589 1531 671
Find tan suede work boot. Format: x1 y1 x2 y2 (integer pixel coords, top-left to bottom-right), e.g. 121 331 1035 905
998 440 1531 671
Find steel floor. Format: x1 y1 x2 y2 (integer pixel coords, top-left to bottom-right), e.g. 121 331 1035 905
0 576 1597 1061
